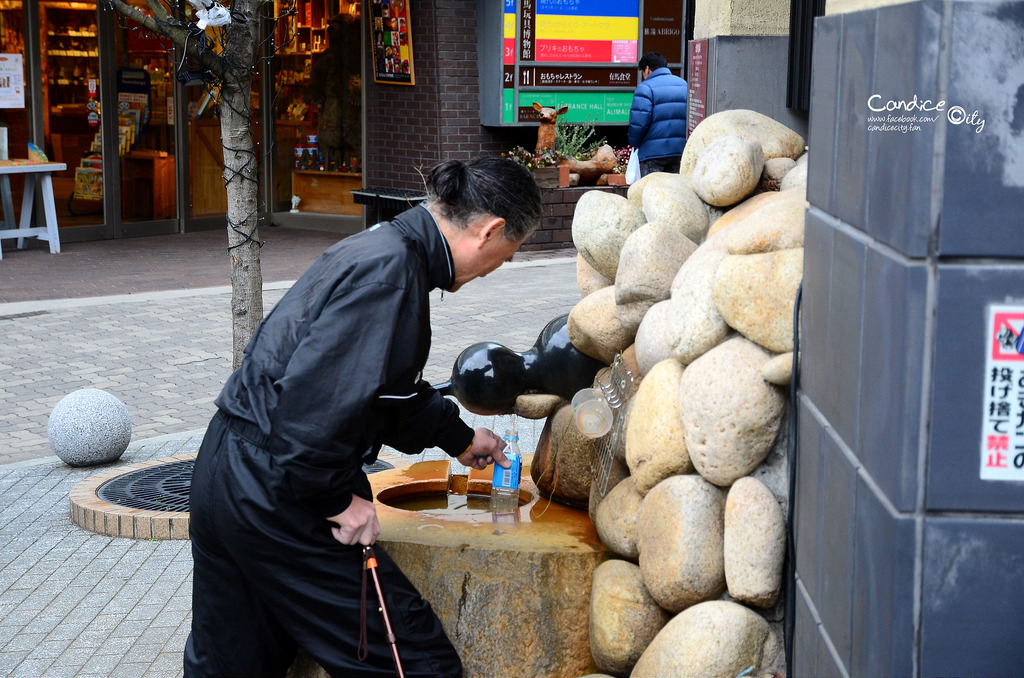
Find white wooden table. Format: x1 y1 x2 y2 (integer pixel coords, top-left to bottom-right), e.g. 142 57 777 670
0 161 67 260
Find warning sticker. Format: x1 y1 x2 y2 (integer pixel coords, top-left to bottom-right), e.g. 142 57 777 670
980 304 1024 481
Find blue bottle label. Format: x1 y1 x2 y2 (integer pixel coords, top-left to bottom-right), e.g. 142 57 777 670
492 451 521 490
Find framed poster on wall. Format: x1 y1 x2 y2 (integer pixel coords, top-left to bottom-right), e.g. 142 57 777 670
369 0 414 85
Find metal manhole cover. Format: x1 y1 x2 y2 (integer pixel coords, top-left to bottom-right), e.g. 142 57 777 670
97 459 194 512
95 459 397 513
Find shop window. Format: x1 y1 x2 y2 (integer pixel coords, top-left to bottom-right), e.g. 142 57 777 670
40 0 104 226
272 0 361 215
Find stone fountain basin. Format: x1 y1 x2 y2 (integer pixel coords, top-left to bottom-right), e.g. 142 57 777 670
291 458 609 678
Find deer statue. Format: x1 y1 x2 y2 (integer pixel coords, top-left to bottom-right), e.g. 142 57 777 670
533 102 569 153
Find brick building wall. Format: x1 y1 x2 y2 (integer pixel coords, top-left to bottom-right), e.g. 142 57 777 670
362 0 624 251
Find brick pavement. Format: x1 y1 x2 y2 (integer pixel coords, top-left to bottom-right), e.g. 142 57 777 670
0 227 579 677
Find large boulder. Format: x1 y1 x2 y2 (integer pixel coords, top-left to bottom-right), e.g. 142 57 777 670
532 403 600 508
590 560 671 677
593 476 644 560
638 474 726 612
713 248 804 354
633 300 675 377
625 359 692 495
724 477 786 607
665 227 734 366
626 172 681 212
572 191 647 281
630 600 784 678
616 222 698 308
680 108 806 176
707 187 801 239
640 180 710 243
691 135 766 207
678 337 786 487
578 254 614 298
724 192 808 255
589 456 631 526
569 286 636 364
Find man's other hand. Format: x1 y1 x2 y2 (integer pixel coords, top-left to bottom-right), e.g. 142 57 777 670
326 495 380 546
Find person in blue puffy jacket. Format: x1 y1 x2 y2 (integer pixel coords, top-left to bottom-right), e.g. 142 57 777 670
628 51 688 177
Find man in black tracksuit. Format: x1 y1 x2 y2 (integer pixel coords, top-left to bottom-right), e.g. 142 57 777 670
184 157 542 678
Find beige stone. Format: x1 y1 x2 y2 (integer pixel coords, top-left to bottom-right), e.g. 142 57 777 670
594 476 644 560
691 135 766 207
725 193 808 254
616 300 654 336
514 394 565 420
665 228 733 365
572 190 647 281
626 171 682 212
763 156 797 183
629 600 784 678
762 352 795 386
625 360 692 495
616 222 698 307
640 181 710 243
532 403 600 508
590 560 671 677
569 286 636 364
681 109 806 176
679 337 786 487
780 161 808 192
578 253 613 299
634 300 675 377
707 187 801 238
713 248 804 354
694 0 791 38
638 474 726 613
724 477 786 607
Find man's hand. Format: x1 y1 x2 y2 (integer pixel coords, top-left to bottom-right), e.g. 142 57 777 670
326 495 380 546
457 427 511 470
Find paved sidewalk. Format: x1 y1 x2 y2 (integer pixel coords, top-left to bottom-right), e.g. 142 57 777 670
0 236 579 677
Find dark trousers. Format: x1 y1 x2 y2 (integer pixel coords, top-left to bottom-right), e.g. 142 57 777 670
639 155 681 177
184 412 462 678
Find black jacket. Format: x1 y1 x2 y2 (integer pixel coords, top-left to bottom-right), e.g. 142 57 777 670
215 205 475 517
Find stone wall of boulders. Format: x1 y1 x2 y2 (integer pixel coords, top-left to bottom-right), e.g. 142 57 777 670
517 109 808 678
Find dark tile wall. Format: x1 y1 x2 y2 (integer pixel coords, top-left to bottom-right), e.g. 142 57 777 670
795 1 1024 675
921 517 1024 676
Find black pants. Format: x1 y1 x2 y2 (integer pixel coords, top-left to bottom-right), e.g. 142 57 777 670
184 412 462 678
640 155 681 177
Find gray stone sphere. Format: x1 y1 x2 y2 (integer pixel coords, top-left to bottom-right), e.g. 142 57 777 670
48 389 132 467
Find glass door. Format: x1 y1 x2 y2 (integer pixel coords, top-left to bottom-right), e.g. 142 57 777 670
113 0 176 224
40 0 104 228
0 0 28 162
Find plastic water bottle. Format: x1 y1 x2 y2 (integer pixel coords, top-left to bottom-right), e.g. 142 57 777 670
490 428 522 513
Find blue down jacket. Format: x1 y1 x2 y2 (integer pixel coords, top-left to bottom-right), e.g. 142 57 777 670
627 67 688 162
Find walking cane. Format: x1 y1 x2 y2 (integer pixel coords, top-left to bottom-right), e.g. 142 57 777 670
358 545 406 678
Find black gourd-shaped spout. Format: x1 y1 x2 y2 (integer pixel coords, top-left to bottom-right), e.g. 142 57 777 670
435 313 605 415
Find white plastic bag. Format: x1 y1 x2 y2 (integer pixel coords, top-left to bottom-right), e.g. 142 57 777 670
625 150 640 184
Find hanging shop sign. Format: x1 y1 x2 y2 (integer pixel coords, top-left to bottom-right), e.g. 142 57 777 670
980 303 1024 481
480 0 685 126
369 0 414 85
0 54 25 109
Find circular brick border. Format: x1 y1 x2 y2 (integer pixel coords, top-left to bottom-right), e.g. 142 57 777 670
69 454 196 540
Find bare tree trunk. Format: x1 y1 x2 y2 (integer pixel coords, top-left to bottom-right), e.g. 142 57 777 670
106 0 267 368
219 0 264 370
